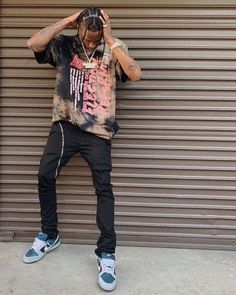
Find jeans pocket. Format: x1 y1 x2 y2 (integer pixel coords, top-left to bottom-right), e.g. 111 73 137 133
105 139 112 146
49 122 58 136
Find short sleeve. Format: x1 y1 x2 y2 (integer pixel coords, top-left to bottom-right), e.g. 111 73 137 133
34 35 65 67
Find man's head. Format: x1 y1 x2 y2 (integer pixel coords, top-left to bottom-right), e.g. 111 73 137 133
77 7 103 51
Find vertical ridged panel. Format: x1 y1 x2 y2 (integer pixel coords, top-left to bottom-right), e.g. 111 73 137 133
1 0 236 249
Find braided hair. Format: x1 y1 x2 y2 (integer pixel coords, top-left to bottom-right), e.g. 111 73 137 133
77 7 103 32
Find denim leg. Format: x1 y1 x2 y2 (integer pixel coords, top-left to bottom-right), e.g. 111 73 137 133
92 169 116 256
38 122 78 239
80 133 116 255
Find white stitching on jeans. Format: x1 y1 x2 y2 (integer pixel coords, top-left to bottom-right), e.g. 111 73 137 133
55 122 64 178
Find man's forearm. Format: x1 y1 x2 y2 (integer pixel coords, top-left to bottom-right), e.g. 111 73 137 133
27 17 71 52
99 9 142 82
109 40 142 82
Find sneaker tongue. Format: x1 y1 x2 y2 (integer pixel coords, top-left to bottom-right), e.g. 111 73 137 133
101 253 115 260
37 232 48 241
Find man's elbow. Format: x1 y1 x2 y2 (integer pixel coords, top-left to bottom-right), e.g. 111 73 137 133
27 39 44 52
130 70 142 82
27 39 34 51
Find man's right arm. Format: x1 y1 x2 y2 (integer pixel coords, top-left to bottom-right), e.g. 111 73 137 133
27 11 82 52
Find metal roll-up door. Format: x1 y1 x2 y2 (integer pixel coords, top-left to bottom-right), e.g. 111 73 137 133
1 0 236 250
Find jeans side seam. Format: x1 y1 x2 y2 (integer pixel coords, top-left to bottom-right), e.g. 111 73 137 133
55 122 65 178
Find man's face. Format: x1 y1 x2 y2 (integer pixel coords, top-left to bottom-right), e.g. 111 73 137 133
79 24 102 51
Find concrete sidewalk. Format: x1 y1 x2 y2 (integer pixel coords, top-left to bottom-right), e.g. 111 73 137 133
0 242 236 295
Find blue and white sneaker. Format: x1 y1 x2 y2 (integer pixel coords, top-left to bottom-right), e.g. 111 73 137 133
97 252 117 291
23 232 60 264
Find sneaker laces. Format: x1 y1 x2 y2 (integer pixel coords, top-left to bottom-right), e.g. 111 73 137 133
32 237 47 253
100 258 116 276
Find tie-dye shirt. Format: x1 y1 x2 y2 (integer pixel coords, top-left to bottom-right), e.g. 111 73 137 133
34 34 127 139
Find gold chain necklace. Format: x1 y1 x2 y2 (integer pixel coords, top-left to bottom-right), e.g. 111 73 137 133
80 39 97 69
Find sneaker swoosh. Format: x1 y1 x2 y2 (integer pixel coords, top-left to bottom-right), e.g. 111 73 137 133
41 244 51 253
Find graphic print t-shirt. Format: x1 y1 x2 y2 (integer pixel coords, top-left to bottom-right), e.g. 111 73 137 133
34 34 128 139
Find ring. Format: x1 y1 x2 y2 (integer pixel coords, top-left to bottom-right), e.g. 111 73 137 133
103 24 107 27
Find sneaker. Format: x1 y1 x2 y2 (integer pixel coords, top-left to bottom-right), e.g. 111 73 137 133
97 252 117 291
22 232 60 264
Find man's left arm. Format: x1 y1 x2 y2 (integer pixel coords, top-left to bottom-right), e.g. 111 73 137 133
100 10 142 82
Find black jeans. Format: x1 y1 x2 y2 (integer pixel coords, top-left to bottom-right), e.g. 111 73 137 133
37 120 116 256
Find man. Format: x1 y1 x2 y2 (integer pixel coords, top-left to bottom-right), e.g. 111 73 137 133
22 6 141 291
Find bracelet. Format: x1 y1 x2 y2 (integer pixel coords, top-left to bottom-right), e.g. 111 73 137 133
110 40 121 50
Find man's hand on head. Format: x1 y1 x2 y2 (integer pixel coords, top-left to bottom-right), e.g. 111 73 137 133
99 9 114 46
66 11 82 29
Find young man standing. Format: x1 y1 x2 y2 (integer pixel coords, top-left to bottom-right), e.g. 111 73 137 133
22 6 141 291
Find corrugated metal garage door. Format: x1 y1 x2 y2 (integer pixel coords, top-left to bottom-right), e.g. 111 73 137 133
1 0 236 250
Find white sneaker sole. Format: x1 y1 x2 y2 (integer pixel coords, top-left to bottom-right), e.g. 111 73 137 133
98 278 116 292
